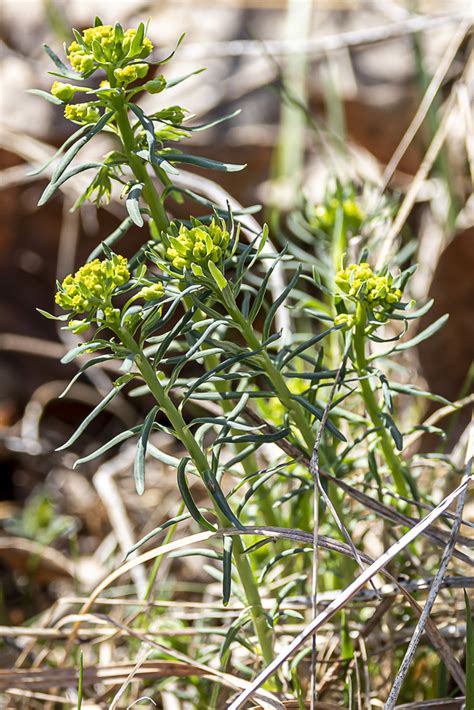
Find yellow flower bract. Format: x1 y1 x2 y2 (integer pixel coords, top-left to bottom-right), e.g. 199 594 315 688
56 255 130 315
166 219 229 272
67 24 154 76
335 262 402 316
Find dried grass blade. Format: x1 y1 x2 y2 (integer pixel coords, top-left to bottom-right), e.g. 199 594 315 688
385 423 473 708
227 474 473 709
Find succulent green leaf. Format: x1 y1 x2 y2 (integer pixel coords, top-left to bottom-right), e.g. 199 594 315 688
160 153 246 172
27 88 64 105
74 425 141 467
126 182 144 227
38 162 104 206
222 536 233 606
292 395 347 442
56 383 126 451
87 217 134 262
43 43 82 80
134 406 159 495
177 458 216 531
51 111 113 185
208 261 227 291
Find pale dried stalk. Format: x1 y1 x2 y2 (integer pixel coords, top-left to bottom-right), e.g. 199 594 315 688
227 473 473 709
379 21 469 194
385 417 473 708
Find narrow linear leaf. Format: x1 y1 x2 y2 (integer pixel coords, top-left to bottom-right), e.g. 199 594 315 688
202 468 244 530
380 374 393 413
292 395 347 442
61 340 106 364
390 383 452 407
215 427 292 446
166 67 206 88
28 125 90 177
177 458 216 532
259 547 312 581
129 104 158 164
43 43 82 80
38 162 104 206
395 314 449 352
181 109 241 132
74 426 141 467
60 354 115 398
126 182 145 227
37 308 69 321
223 536 233 606
160 152 246 172
263 267 301 342
87 217 134 262
134 406 159 495
208 260 227 291
126 512 192 557
51 111 113 185
152 32 186 66
281 325 340 367
27 88 64 105
56 383 126 451
381 412 403 451
147 443 181 469
391 298 434 321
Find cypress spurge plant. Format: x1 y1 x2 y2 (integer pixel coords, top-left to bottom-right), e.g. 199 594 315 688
34 18 454 701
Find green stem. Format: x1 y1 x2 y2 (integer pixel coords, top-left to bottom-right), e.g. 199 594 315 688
223 291 315 454
111 110 275 667
118 327 275 668
114 102 170 233
181 290 280 528
353 303 409 497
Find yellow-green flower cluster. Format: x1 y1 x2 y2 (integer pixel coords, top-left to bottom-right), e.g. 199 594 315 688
113 62 149 86
335 262 402 317
55 255 130 315
139 282 165 301
334 313 355 329
64 102 101 124
67 24 153 77
312 195 364 236
51 81 81 101
165 219 229 272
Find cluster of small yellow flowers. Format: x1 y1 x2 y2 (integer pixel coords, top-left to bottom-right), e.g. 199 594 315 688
335 263 402 320
67 24 153 77
51 81 80 102
165 219 229 272
114 63 149 86
312 195 364 236
55 255 130 315
138 282 165 301
334 313 355 329
64 102 101 124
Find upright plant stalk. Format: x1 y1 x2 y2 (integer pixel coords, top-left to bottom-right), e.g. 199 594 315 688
117 327 275 668
113 101 170 233
353 303 409 498
108 103 278 663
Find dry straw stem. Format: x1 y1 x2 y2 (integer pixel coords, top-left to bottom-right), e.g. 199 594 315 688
93 444 149 598
376 52 473 268
175 11 469 59
378 20 470 194
54 523 464 697
385 419 474 709
227 474 473 709
243 406 474 563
